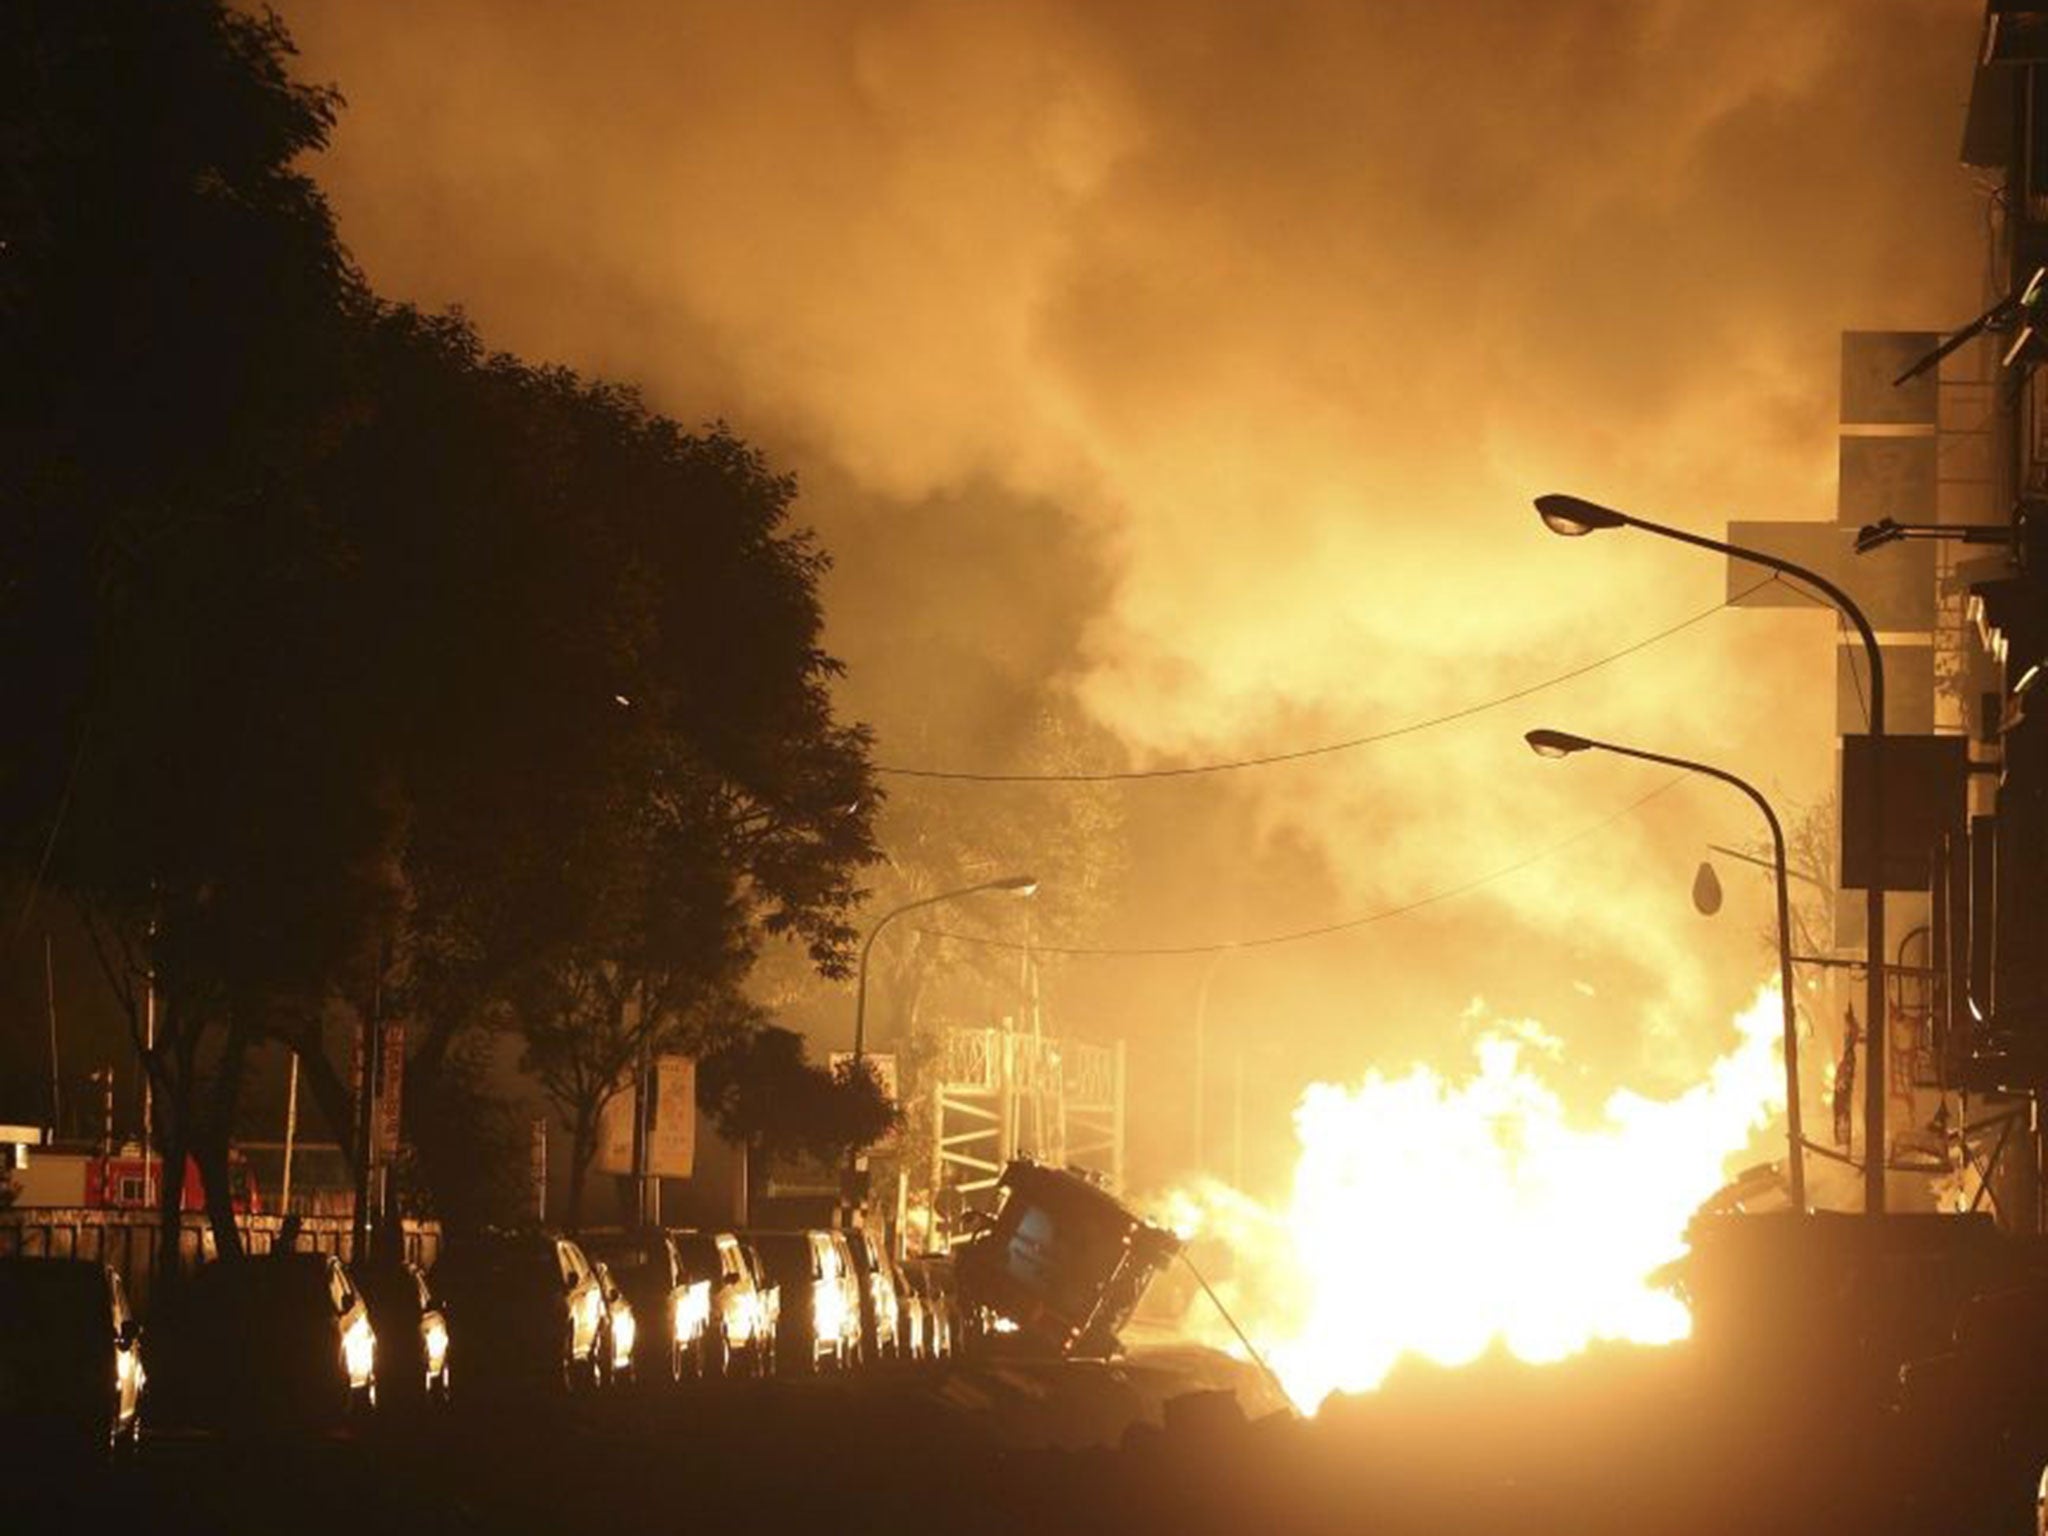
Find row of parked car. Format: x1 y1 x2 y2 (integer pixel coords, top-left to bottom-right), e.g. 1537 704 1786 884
0 1224 968 1453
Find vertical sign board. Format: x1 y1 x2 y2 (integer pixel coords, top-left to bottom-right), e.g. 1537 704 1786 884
374 1022 405 1158
1839 734 1970 892
1837 642 1935 735
1840 331 1941 426
1723 521 1937 631
1838 436 1939 525
648 1055 695 1178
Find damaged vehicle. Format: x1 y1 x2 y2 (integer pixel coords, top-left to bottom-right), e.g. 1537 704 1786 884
953 1160 1181 1359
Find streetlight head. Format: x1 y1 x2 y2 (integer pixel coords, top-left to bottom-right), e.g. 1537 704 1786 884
1524 728 1593 759
1535 494 1628 537
991 874 1039 896
1692 860 1724 917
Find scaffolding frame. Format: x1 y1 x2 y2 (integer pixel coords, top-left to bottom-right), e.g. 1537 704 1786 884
931 1023 1125 1200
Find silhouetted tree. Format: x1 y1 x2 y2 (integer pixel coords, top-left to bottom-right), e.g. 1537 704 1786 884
398 1036 526 1233
1 4 882 1262
329 308 881 1218
697 1026 899 1195
0 0 384 1261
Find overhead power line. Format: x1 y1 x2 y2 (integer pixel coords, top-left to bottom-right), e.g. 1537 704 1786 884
874 576 1784 784
916 776 1685 958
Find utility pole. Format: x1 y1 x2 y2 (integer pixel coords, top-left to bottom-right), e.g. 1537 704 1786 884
142 951 156 1209
632 1020 656 1230
280 1051 300 1218
44 934 61 1134
352 962 383 1264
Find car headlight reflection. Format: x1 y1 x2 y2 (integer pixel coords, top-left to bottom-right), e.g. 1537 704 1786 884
612 1305 636 1365
423 1317 450 1375
673 1286 710 1343
342 1315 377 1386
813 1287 845 1342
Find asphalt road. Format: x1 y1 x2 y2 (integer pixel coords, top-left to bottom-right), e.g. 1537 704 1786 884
0 1342 1281 1536
2 1338 2037 1536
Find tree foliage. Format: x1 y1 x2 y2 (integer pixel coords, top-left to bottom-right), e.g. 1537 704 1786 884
1 0 379 1258
697 1026 899 1170
0 2 881 1255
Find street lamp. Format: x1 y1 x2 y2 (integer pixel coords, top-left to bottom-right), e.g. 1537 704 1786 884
843 875 1037 1225
852 874 1039 1066
1535 494 1888 1216
1525 728 1808 1212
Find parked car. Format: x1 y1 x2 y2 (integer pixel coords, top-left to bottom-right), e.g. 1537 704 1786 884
433 1232 605 1395
581 1231 703 1387
0 1255 145 1455
351 1255 451 1410
590 1261 638 1389
671 1228 771 1378
900 1255 957 1361
748 1230 854 1373
954 1159 1182 1358
886 1251 928 1362
736 1238 781 1375
841 1225 900 1363
824 1231 870 1364
150 1252 377 1430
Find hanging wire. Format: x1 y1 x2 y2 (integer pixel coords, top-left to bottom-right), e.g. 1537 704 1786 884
875 578 1782 784
917 777 1686 958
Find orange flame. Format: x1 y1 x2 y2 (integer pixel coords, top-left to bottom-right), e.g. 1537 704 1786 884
1158 981 1788 1411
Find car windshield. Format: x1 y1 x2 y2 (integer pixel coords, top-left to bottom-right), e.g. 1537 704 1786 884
752 1234 813 1283
583 1240 659 1284
438 1242 559 1291
672 1233 720 1277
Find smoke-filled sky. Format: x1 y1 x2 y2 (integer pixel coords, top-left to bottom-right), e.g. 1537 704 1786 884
271 0 1985 1189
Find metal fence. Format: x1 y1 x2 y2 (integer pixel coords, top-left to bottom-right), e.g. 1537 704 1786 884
0 1207 441 1318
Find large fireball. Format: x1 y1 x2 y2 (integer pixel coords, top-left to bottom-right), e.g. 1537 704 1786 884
1162 981 1789 1410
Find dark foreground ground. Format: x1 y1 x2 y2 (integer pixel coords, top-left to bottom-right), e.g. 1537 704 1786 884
1 1338 2035 1536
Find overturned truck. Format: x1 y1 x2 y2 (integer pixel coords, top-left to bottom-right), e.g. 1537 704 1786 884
953 1159 1181 1359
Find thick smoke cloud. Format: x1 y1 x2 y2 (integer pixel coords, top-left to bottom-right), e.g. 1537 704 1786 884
272 0 1984 1186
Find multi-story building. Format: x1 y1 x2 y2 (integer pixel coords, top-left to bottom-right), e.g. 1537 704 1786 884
1913 2 2048 1230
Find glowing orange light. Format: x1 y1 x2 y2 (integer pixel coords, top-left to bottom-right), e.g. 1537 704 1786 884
1160 982 1788 1411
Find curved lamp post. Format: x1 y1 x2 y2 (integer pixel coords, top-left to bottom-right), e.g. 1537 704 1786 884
852 875 1040 1066
1526 728 1807 1212
1535 494 1887 1216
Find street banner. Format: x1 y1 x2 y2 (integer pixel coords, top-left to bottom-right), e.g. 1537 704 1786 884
375 1022 405 1157
596 1082 636 1175
649 1055 695 1177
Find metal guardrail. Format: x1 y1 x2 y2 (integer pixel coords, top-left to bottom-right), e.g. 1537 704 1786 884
0 1207 440 1318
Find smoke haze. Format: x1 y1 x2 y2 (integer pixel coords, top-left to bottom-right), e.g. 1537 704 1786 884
270 0 1985 1189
